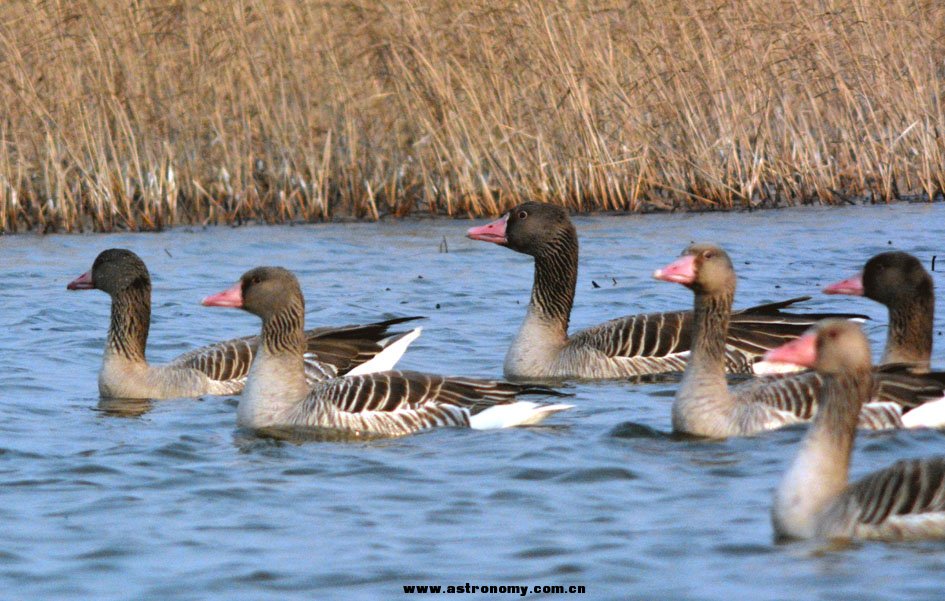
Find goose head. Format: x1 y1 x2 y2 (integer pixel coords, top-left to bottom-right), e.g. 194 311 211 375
764 319 872 377
67 248 151 296
653 243 735 296
202 266 302 320
824 251 932 306
466 201 575 257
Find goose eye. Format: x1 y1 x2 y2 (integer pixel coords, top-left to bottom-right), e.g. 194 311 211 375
517 211 528 220
703 250 715 259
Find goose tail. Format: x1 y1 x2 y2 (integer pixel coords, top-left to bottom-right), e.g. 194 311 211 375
469 402 573 430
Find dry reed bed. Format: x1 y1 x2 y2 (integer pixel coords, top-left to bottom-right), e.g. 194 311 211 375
0 0 942 232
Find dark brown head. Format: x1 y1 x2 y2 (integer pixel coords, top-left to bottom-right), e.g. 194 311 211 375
764 319 872 377
653 243 735 296
202 266 303 320
824 251 933 307
67 249 151 296
466 201 576 257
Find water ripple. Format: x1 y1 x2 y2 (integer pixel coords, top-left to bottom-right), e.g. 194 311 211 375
2 205 945 599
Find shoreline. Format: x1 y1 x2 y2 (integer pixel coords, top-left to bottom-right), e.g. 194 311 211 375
4 194 942 236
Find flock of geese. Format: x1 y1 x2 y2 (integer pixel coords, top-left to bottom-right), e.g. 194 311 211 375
68 201 945 543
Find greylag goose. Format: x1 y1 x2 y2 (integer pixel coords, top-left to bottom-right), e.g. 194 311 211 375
68 249 421 399
653 244 945 438
824 251 934 370
466 202 863 380
201 267 571 435
767 320 945 541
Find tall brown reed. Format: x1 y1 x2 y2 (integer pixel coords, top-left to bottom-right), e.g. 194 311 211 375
0 0 942 232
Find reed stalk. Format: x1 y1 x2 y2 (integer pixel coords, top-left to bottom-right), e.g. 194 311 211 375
0 0 941 232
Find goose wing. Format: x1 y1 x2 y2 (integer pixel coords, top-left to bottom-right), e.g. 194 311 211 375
738 369 944 428
569 297 865 375
302 316 423 377
825 458 945 539
728 296 868 357
169 316 423 387
300 370 565 435
168 333 339 387
168 334 256 386
872 365 945 410
735 371 822 420
570 311 692 361
309 370 561 414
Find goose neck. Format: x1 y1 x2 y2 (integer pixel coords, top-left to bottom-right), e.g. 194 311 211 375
106 286 150 363
883 292 934 368
260 299 307 359
688 290 733 375
774 369 870 537
240 299 309 427
805 371 869 465
529 230 578 335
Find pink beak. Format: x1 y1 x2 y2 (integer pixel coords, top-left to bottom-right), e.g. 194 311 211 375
466 214 509 245
763 333 817 367
823 273 865 296
202 281 243 308
67 270 94 290
653 254 697 285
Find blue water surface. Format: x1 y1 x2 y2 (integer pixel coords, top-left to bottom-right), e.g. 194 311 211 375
1 203 944 600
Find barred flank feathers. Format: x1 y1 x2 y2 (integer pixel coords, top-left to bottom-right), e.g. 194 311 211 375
301 371 567 436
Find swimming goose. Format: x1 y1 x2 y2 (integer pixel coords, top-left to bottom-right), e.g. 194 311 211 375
466 202 863 380
767 320 945 541
653 244 945 438
68 249 421 399
824 251 935 370
201 267 571 435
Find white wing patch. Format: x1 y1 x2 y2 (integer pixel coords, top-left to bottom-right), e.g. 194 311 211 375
346 327 422 376
901 396 945 429
752 360 806 375
469 402 573 430
763 407 805 430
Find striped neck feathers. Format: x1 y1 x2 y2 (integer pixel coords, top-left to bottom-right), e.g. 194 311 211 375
791 369 871 497
238 294 309 428
674 290 734 433
884 291 934 368
774 369 869 539
529 227 578 333
260 297 307 357
106 282 151 363
688 290 734 376
813 370 871 451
